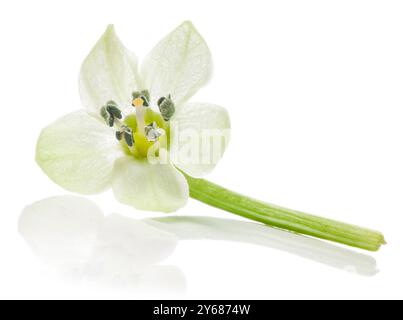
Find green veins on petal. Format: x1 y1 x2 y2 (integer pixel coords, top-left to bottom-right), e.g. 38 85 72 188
79 25 141 117
141 21 213 107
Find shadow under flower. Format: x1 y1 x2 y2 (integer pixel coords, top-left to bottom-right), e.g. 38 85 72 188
18 195 378 293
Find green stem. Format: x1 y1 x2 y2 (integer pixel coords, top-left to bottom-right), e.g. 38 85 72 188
184 174 385 252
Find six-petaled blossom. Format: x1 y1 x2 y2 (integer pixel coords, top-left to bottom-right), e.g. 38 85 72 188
36 21 230 212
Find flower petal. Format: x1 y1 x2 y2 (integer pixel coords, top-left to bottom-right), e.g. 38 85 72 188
112 156 189 212
36 111 123 194
141 21 212 107
170 103 231 177
79 25 141 116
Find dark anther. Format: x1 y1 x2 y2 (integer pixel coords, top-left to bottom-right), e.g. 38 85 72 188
106 105 122 120
115 131 123 141
141 95 149 107
124 131 134 147
101 106 114 127
100 101 122 127
157 94 175 121
115 126 134 147
157 96 166 106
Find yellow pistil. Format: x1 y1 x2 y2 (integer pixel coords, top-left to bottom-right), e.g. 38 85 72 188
132 97 145 135
132 97 144 108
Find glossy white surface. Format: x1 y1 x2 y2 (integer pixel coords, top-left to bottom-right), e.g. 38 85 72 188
0 0 402 299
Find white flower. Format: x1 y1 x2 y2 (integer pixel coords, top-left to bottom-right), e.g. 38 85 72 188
36 21 230 212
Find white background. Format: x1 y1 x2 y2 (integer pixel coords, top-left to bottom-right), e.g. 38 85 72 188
0 0 402 300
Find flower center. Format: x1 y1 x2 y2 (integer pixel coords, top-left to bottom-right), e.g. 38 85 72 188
100 90 174 159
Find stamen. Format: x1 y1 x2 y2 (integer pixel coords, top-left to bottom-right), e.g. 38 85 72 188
100 106 114 127
124 130 134 147
106 101 122 120
115 125 134 147
115 131 123 141
100 101 134 148
157 94 175 121
100 100 122 127
144 121 165 142
100 106 110 123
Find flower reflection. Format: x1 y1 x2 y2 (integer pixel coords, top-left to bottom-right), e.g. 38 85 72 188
19 195 378 293
19 196 185 293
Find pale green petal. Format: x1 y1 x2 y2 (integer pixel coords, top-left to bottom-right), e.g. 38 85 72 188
36 111 123 194
141 21 212 107
112 156 189 213
170 102 231 177
79 25 141 116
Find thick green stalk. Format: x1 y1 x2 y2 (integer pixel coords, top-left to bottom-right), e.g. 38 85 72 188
184 174 385 252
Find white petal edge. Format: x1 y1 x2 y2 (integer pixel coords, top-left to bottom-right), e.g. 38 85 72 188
36 111 123 194
79 25 141 117
170 102 231 177
141 21 213 108
112 156 189 213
